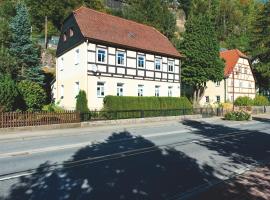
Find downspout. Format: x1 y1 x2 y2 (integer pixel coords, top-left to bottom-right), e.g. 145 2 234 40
86 39 89 103
224 78 226 102
179 59 182 97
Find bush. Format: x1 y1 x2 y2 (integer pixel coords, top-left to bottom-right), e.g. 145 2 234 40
0 75 19 111
253 95 269 106
42 101 64 112
18 80 46 111
224 111 251 121
76 90 89 113
103 96 193 111
234 96 253 106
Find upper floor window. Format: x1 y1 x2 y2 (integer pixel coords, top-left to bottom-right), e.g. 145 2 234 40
215 81 220 87
97 82 105 97
138 85 144 96
117 51 126 66
75 49 80 65
137 55 145 68
117 83 124 96
97 49 107 63
168 86 173 97
155 59 162 71
168 61 174 72
155 86 160 97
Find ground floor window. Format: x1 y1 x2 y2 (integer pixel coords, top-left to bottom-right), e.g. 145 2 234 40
216 95 220 103
138 85 144 96
168 86 173 97
97 82 105 97
117 83 124 96
155 86 160 97
206 96 209 103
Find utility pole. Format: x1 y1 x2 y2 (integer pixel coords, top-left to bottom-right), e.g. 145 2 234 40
45 16 48 49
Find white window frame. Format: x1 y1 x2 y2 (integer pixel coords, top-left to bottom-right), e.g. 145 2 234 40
97 82 105 98
74 81 80 98
137 55 145 68
96 48 107 64
117 83 124 96
155 86 160 97
60 85 64 99
215 81 221 87
168 86 173 97
75 49 80 65
59 57 64 71
168 61 174 72
216 96 221 103
155 58 162 71
138 85 144 96
206 96 209 103
116 51 126 66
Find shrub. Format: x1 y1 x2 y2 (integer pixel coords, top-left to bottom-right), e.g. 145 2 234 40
0 75 19 111
234 96 253 106
221 102 233 110
76 90 89 113
224 111 251 121
253 95 269 106
103 96 192 111
42 101 64 112
18 80 46 111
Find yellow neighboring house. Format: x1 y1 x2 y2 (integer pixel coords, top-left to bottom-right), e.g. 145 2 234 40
200 49 256 105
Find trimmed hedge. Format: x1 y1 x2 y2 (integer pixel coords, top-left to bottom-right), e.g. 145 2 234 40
103 96 193 119
253 95 269 106
234 96 253 106
103 96 192 111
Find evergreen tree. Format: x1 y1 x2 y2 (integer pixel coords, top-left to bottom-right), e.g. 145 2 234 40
0 47 17 78
250 1 270 94
76 90 90 113
179 13 224 103
9 2 44 84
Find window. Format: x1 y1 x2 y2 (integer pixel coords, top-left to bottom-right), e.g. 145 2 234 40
117 83 124 96
60 85 64 99
117 51 125 66
137 55 145 68
239 82 243 88
206 96 209 103
155 59 162 70
70 28 74 37
75 49 80 65
97 82 105 97
138 85 144 96
97 49 106 63
74 82 80 98
59 57 64 71
248 82 252 88
168 61 174 72
215 81 220 87
168 86 173 97
63 32 67 42
216 96 220 103
155 86 160 97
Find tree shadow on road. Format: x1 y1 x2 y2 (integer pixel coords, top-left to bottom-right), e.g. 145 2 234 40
3 131 216 200
182 119 270 199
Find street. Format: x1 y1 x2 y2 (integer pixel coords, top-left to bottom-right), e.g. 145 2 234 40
0 115 270 199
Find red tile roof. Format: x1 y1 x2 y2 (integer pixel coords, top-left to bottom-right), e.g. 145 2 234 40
73 7 181 58
220 49 249 77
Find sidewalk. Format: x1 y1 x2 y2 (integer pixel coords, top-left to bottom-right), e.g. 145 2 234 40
194 164 270 200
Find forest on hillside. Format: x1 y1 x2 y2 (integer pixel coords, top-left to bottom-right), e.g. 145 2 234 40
0 0 269 111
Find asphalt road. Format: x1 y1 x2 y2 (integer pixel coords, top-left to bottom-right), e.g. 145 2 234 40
0 116 270 199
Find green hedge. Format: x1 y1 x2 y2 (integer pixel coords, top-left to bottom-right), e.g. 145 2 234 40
102 96 193 119
103 96 192 110
253 95 269 106
224 111 251 121
234 96 253 106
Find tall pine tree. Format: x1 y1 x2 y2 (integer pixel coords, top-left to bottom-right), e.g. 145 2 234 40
180 13 224 103
250 1 270 94
9 2 44 84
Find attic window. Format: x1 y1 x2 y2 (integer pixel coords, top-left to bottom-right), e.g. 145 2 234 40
70 28 74 37
63 32 67 42
128 32 136 39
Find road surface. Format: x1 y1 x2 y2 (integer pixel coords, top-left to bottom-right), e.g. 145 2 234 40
0 115 270 199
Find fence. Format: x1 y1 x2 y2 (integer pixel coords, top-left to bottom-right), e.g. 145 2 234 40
0 106 269 129
0 111 80 128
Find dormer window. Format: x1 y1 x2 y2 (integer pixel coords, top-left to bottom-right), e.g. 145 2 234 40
63 32 67 42
70 28 74 37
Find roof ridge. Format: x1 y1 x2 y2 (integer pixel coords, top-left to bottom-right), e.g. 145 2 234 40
74 6 164 34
